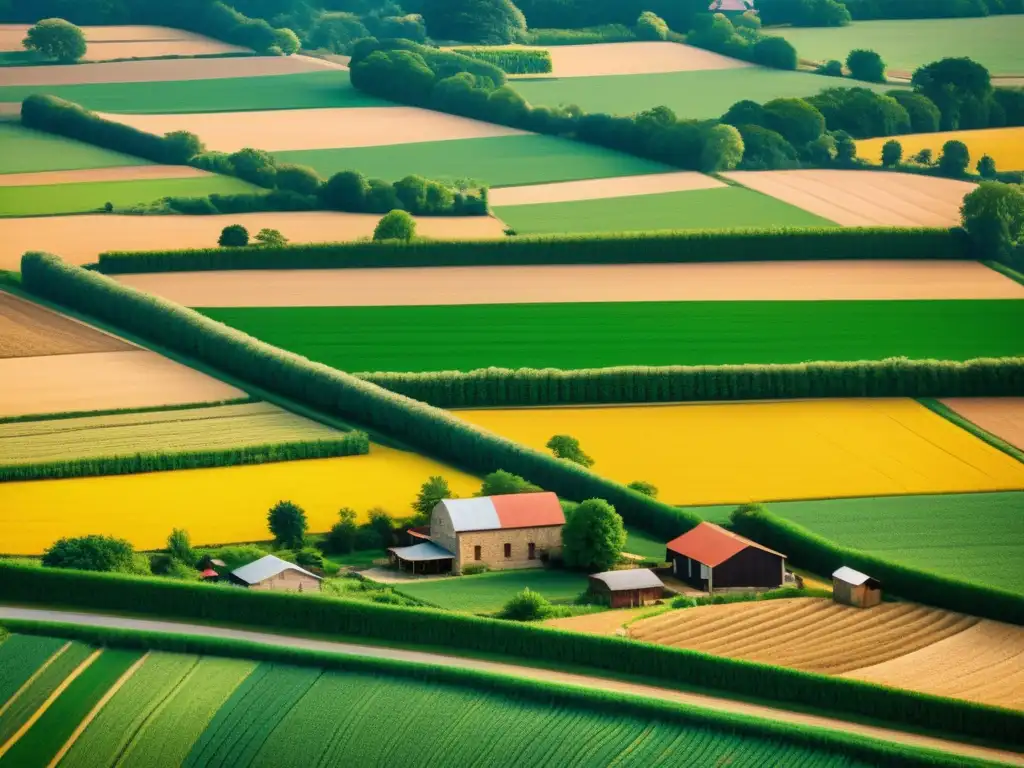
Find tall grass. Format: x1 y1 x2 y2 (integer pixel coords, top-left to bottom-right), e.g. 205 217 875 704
453 47 553 74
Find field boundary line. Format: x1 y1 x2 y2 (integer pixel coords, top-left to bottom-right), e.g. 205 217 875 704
984 261 1024 287
0 640 70 720
918 398 1024 464
0 648 101 759
0 396 259 426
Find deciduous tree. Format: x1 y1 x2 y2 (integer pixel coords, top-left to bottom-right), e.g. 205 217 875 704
373 209 416 241
43 535 135 572
561 498 626 572
546 434 595 467
268 500 308 548
23 18 86 63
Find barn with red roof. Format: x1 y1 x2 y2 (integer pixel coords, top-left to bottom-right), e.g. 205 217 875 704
665 522 786 592
389 492 565 575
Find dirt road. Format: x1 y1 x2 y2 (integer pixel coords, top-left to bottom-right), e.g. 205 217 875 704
0 606 1018 765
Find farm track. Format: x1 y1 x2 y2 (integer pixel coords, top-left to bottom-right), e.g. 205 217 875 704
0 606 1019 766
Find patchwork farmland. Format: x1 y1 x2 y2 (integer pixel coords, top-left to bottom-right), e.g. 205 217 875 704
858 127 1024 173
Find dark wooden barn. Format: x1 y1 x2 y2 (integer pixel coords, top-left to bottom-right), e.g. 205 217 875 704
588 569 665 608
665 522 786 593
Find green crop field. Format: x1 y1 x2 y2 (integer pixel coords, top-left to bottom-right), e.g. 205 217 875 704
765 16 1024 76
0 71 387 114
2 402 340 463
0 124 148 175
0 635 65 704
397 568 590 612
274 134 675 188
624 526 669 560
0 175 257 217
513 67 901 120
201 300 1024 374
495 187 836 235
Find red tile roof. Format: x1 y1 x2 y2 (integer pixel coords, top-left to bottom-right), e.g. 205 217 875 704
665 522 785 568
491 491 565 529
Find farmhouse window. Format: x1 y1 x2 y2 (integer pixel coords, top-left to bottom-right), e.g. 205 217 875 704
474 546 481 561
504 543 512 558
528 543 536 560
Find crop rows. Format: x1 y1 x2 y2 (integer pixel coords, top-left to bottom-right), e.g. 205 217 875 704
0 635 66 706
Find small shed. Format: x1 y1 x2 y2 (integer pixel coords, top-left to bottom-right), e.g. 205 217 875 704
229 555 322 593
666 522 786 593
589 569 665 608
832 566 882 608
389 541 454 575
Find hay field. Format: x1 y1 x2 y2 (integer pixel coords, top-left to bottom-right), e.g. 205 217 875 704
0 175 256 217
202 300 1024 373
105 107 525 152
0 402 342 463
513 68 899 121
722 170 975 227
0 444 479 554
941 398 1024 451
858 128 1024 173
0 212 505 270
493 186 837 234
0 351 246 418
122 262 1024 308
0 292 132 359
274 134 673 187
764 16 1024 77
454 400 1024 506
489 171 723 205
0 71 383 114
511 41 750 78
0 124 147 175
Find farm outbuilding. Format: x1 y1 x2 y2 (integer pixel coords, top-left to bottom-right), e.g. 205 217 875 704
665 522 786 593
229 555 322 593
833 566 882 608
589 569 665 608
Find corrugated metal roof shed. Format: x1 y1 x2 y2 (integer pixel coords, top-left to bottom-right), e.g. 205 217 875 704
389 541 455 562
590 569 664 591
666 522 785 568
833 566 879 587
230 554 321 585
437 492 564 533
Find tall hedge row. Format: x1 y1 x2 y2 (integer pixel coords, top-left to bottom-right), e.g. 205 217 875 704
2 619 1003 768
21 253 702 541
0 562 1019 748
362 358 1024 407
0 434 368 483
452 47 553 74
730 505 1024 626
96 227 969 274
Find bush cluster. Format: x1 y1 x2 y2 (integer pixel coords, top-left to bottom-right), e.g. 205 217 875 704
758 0 1021 25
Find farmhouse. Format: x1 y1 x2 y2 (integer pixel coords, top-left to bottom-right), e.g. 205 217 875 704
229 554 322 593
665 522 786 593
589 569 665 608
833 566 882 608
389 492 565 575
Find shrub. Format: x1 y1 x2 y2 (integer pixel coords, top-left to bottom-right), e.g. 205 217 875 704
887 90 942 133
762 98 826 146
228 147 277 188
960 181 1024 263
736 124 799 170
816 59 844 77
880 139 902 167
478 470 542 497
293 547 325 570
268 500 308 548
201 544 268 571
750 37 797 70
163 130 205 163
635 11 669 40
498 588 552 620
938 139 970 176
22 18 86 63
976 154 997 179
323 170 370 212
421 0 527 44
218 225 249 247
461 563 490 576
546 435 595 467
562 498 626 572
42 535 135 572
833 130 857 164
324 508 359 555
167 528 196 567
274 164 322 196
846 49 886 83
700 123 744 172
255 228 288 247
627 481 658 498
414 476 453 521
274 28 301 55
913 148 933 165
374 209 416 241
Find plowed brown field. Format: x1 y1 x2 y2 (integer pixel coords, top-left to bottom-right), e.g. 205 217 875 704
629 598 1024 708
0 292 132 358
940 397 1024 451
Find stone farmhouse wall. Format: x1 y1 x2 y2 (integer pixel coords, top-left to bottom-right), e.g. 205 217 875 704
455 526 562 573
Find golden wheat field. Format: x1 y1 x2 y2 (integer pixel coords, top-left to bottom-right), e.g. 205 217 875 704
0 444 479 554
857 127 1024 171
628 598 1024 709
456 399 1024 506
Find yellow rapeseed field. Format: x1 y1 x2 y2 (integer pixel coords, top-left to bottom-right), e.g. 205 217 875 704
0 444 479 555
457 398 1024 506
857 127 1024 171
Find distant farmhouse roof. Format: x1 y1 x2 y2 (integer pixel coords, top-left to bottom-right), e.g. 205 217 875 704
231 554 321 585
590 569 664 591
710 0 754 10
833 566 881 587
666 522 785 567
389 541 455 562
436 492 565 533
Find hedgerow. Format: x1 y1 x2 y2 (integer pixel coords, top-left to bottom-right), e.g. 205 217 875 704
452 47 552 74
96 227 968 274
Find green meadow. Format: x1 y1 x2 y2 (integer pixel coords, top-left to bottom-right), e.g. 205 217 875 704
0 124 148 174
494 187 835 235
200 300 1024 374
397 569 590 613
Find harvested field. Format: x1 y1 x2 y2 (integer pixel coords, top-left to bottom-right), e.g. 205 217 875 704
0 124 147 175
940 397 1024 450
0 402 342 463
489 171 723 205
858 127 1024 172
119 261 1024 308
0 165 210 187
0 212 505 270
844 620 1024 710
105 107 526 152
544 607 656 635
0 292 132 359
0 444 479 554
723 170 975 227
455 400 1024 506
494 186 836 234
275 134 673 187
510 41 750 77
0 350 246 418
